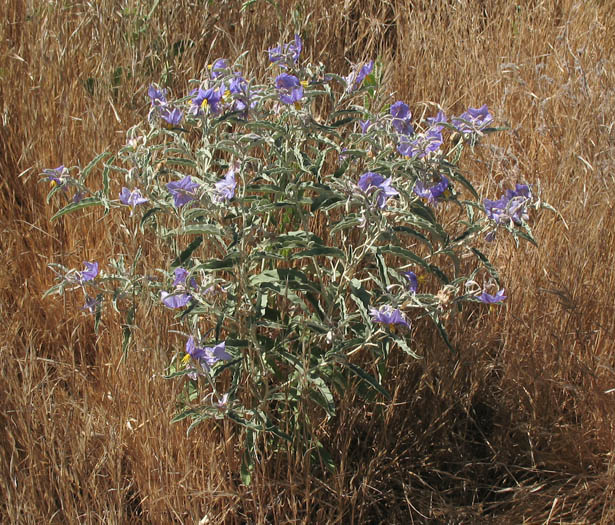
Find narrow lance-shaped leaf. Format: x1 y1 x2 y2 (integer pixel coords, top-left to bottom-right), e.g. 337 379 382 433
51 197 104 222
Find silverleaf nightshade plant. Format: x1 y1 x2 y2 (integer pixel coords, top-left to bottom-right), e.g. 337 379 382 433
42 43 550 481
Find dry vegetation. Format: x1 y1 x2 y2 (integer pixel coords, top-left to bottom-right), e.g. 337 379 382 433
2 0 615 522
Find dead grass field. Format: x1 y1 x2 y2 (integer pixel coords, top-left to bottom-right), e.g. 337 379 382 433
2 0 615 522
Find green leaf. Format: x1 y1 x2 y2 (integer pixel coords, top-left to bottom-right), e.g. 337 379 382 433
102 155 115 198
250 269 321 293
164 368 200 379
172 236 203 268
139 206 162 231
448 169 479 199
330 215 362 234
240 450 253 486
292 246 345 260
379 245 449 283
391 225 433 251
174 224 223 236
195 253 240 271
308 372 336 418
79 152 112 183
344 362 391 400
394 336 421 359
171 407 199 423
50 197 103 222
470 247 500 284
433 316 456 353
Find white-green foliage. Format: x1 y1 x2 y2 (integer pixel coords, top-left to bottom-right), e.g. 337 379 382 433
43 46 539 480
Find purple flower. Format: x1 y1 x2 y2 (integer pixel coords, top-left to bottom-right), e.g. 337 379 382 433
216 393 229 409
209 58 229 79
82 295 101 314
398 129 443 158
161 266 198 308
166 176 199 208
359 120 372 133
160 291 192 309
426 110 448 131
120 187 148 213
345 60 374 93
72 191 85 204
77 261 98 283
214 163 238 203
484 184 532 225
160 107 183 126
268 34 302 68
190 86 224 115
147 85 167 107
477 289 507 303
413 175 450 203
275 73 303 105
228 74 257 115
186 337 232 369
452 104 493 134
172 267 198 290
391 101 410 120
44 165 67 187
390 101 414 135
403 271 418 293
369 305 410 328
357 171 399 209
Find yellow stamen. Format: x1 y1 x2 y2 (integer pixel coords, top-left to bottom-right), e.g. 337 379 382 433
294 102 302 110
182 353 191 365
201 99 209 111
300 80 309 87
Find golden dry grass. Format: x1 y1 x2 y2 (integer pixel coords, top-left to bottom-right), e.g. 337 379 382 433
2 0 615 522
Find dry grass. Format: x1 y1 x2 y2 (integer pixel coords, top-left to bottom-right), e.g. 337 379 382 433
2 0 615 522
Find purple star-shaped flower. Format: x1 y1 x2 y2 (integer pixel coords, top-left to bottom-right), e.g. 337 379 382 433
209 58 229 79
147 85 167 107
213 164 238 203
268 34 302 68
359 120 372 134
190 86 224 115
172 267 198 290
426 110 448 131
398 128 443 158
369 305 410 328
160 291 191 309
413 175 450 204
161 266 198 308
390 101 414 135
77 261 98 283
357 171 399 209
228 74 257 115
403 271 418 293
345 60 374 93
160 107 183 126
275 73 303 105
44 165 67 187
452 104 493 134
82 295 101 314
484 184 532 225
119 187 148 213
186 337 232 369
477 289 507 303
166 176 199 208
